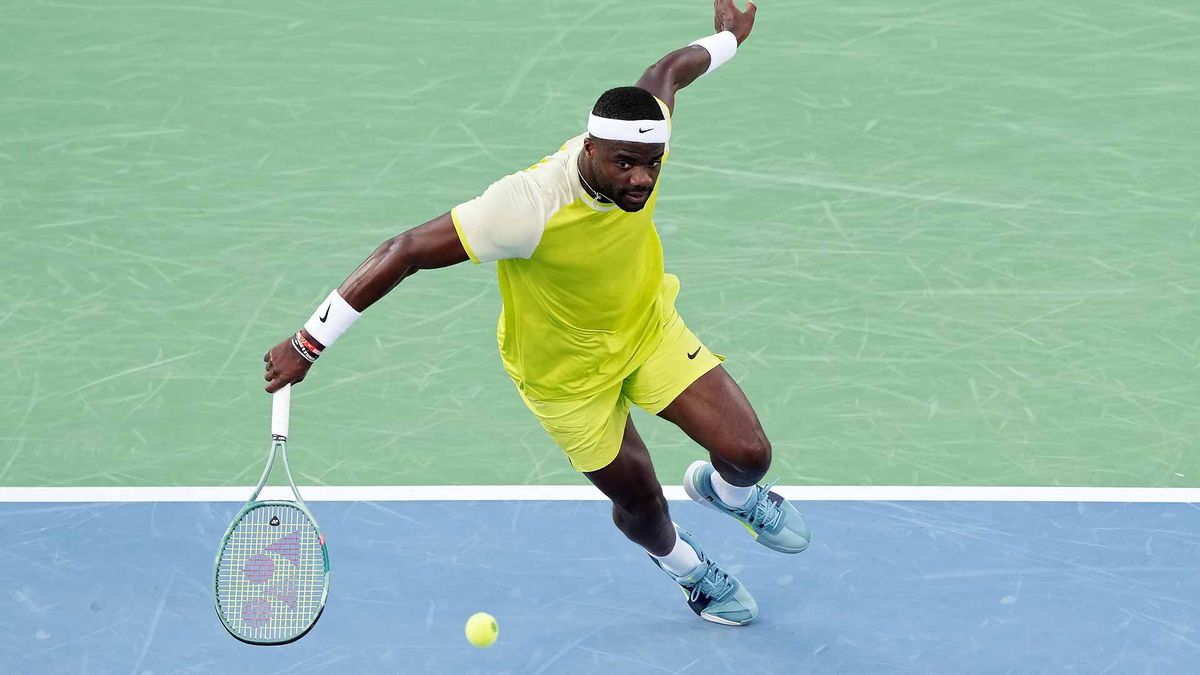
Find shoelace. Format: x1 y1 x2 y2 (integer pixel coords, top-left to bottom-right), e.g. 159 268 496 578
689 561 737 604
739 480 783 531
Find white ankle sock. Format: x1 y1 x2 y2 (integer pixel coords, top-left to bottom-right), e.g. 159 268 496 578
712 470 755 509
651 529 702 576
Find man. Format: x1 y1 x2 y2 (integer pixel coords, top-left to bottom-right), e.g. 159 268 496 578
264 0 809 626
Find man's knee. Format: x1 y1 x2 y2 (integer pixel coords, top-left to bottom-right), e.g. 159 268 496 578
720 432 772 481
613 488 668 520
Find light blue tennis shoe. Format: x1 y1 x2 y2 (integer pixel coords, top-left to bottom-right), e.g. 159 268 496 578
683 460 811 554
649 526 758 626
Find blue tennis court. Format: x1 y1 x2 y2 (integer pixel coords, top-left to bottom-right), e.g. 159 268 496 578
6 498 1197 673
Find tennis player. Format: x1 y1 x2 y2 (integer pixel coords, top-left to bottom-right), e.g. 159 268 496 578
264 0 808 625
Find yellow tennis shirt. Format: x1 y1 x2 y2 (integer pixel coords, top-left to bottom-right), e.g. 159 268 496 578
450 107 673 402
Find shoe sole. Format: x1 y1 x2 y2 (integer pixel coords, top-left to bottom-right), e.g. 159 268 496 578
701 612 751 626
683 460 725 513
683 460 807 555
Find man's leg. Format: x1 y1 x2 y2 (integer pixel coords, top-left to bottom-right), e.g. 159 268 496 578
658 365 811 554
516 383 677 554
657 365 771 489
582 417 674 556
583 416 759 625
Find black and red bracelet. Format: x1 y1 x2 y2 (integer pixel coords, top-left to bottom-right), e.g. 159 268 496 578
289 331 322 363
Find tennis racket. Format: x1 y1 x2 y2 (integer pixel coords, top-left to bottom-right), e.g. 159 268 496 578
213 384 329 645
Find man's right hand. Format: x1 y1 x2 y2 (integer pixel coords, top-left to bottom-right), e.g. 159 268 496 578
264 335 314 393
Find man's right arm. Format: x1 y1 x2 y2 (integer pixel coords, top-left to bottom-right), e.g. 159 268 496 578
337 212 469 312
264 212 468 392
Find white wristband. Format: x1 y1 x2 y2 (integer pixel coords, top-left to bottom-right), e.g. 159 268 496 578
303 290 361 348
689 31 738 77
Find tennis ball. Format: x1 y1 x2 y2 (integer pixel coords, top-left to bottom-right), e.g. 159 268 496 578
465 612 498 648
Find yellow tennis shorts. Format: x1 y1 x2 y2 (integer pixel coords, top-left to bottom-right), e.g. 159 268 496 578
515 277 724 473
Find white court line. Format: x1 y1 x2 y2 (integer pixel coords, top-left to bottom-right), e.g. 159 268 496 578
0 485 1196 503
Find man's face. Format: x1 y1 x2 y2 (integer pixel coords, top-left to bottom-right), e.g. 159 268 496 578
584 137 665 212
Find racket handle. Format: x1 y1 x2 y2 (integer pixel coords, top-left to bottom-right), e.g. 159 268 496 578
271 384 292 439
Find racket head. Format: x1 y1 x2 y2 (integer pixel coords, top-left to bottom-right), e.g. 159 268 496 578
213 500 329 645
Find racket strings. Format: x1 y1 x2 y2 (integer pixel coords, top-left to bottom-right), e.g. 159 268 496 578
216 504 325 642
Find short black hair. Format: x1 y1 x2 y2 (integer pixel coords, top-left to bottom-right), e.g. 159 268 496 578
591 86 664 121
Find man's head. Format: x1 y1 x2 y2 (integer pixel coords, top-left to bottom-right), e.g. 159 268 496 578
582 86 667 213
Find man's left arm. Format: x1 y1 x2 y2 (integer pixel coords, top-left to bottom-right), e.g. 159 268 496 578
636 0 758 112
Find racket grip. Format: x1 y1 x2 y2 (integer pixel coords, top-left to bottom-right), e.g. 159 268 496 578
271 384 292 439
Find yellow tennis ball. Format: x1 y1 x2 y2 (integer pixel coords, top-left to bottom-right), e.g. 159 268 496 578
465 612 498 648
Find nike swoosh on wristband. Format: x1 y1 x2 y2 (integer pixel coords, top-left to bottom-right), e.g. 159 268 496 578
639 127 653 133
319 304 330 322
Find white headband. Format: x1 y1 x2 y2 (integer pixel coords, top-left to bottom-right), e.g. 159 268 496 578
587 114 670 144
